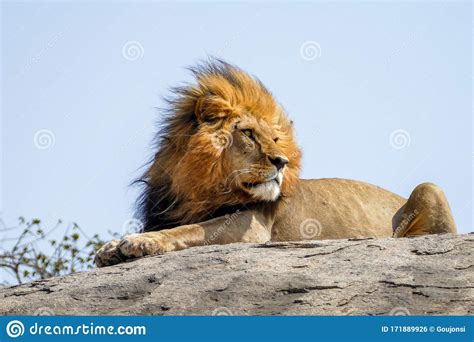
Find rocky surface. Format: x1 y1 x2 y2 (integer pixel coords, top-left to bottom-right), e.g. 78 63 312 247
1 234 473 315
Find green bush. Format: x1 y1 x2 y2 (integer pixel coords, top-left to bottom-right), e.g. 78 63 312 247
0 217 107 285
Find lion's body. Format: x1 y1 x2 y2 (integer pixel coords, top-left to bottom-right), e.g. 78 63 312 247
95 60 456 268
271 178 405 241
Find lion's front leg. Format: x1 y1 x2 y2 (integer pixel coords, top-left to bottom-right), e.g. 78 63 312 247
95 208 273 267
94 226 204 267
118 225 204 258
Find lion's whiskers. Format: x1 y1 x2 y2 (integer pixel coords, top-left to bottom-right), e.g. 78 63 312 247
222 169 253 193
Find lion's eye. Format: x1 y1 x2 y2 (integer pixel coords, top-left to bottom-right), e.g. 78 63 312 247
273 137 279 143
242 129 253 139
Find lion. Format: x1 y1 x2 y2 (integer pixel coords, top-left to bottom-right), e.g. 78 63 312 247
95 59 456 267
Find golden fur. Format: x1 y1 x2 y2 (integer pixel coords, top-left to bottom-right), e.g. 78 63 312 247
139 60 301 230
95 60 456 268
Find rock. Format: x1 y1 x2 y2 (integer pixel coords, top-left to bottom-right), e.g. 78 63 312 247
1 234 473 315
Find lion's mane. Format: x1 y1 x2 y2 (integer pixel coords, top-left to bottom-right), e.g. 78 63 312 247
137 59 301 232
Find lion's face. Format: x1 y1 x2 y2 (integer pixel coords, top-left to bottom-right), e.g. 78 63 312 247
174 105 301 211
213 114 290 202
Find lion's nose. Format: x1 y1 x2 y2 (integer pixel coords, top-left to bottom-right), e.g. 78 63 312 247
268 155 289 171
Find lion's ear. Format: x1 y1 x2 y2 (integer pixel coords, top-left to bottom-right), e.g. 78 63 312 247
195 95 232 124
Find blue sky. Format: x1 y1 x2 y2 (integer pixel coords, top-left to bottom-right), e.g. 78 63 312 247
1 0 472 268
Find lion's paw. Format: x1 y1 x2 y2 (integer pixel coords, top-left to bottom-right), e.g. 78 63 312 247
95 234 174 267
118 234 169 259
94 240 124 268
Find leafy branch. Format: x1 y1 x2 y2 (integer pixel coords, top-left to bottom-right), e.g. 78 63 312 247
0 217 106 285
